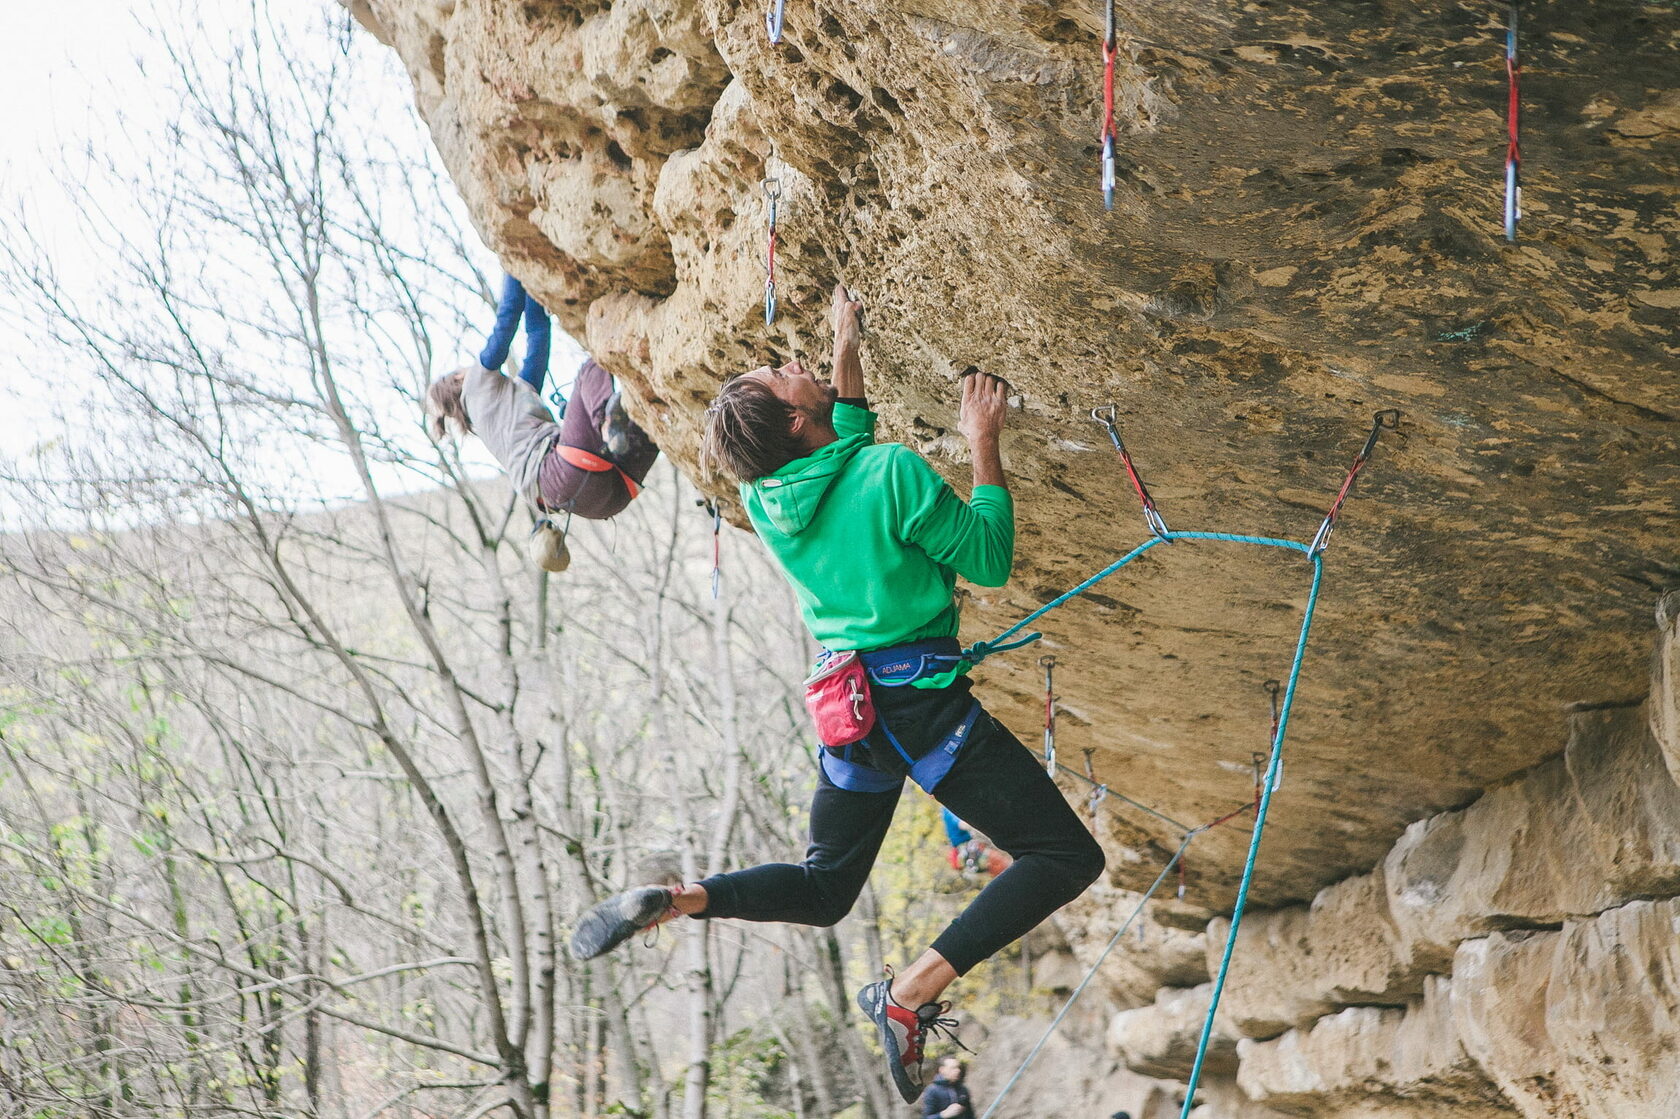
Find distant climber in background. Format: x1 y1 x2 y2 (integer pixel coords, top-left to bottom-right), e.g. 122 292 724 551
943 808 1010 878
568 282 1105 1105
426 275 659 569
922 1056 974 1119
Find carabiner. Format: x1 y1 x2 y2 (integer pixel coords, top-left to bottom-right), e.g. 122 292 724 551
1090 404 1171 541
1358 409 1402 460
765 0 788 44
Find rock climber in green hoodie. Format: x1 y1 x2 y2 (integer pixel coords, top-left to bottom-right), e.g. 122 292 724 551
569 285 1106 1103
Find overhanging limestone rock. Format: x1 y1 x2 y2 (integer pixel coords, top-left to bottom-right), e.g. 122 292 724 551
1109 982 1238 1081
357 0 1680 910
1203 866 1411 1041
1453 899 1680 1119
1383 704 1680 971
1654 591 1680 786
1115 610 1680 1115
1235 977 1517 1118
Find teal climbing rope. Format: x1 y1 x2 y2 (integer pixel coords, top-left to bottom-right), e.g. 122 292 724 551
959 407 1397 1119
960 533 1310 666
1178 551 1320 1118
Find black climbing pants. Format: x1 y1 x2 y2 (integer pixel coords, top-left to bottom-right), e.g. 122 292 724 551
696 686 1106 976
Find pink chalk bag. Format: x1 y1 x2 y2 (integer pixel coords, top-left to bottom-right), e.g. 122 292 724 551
802 650 876 747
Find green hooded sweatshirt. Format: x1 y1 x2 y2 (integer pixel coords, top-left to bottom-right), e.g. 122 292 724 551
740 403 1014 679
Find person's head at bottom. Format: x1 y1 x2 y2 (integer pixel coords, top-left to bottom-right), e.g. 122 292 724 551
939 1056 965 1082
1110 1111 1131 1119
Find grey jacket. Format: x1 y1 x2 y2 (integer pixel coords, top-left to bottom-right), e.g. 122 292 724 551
462 365 558 510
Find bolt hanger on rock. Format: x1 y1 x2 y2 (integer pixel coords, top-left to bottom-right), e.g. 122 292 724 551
1504 4 1521 242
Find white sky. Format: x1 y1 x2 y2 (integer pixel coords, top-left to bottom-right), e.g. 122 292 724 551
0 2 589 528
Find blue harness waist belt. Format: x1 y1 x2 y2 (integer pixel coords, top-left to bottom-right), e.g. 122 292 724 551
818 637 979 795
858 637 966 685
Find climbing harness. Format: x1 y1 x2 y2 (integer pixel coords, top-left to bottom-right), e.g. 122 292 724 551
1307 409 1400 556
762 179 782 325
1099 0 1118 209
765 0 787 45
1040 655 1058 775
1504 5 1521 242
553 444 644 501
1091 405 1169 541
962 408 1400 1119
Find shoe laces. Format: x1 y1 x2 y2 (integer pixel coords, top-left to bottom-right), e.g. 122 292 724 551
913 1000 969 1056
638 885 684 946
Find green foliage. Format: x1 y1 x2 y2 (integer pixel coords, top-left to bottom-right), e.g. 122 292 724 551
676 1028 798 1119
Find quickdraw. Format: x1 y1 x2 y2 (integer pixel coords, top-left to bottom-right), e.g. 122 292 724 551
765 0 788 45
1082 749 1108 826
1040 655 1058 775
1091 405 1170 541
1504 5 1521 242
1264 679 1283 791
762 178 782 325
1100 0 1118 210
1308 409 1401 556
700 499 724 599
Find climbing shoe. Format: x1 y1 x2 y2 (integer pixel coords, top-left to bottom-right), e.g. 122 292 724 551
569 886 674 960
602 391 634 459
856 976 962 1103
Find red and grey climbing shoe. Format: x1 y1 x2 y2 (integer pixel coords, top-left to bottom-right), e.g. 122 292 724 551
855 976 963 1103
569 886 675 960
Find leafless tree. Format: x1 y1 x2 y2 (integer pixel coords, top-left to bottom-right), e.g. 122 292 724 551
0 6 906 1119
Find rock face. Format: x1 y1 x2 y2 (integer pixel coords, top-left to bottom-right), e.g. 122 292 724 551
355 0 1680 911
1107 603 1680 1117
353 0 1680 1112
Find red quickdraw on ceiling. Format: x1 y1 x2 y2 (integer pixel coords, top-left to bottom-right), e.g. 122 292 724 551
1308 409 1401 555
1100 0 1118 210
1090 405 1170 541
762 178 782 326
1504 5 1521 241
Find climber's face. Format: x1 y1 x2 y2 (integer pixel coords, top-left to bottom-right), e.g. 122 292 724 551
744 360 836 433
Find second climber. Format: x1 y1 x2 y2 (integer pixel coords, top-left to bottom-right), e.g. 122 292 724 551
425 275 660 570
